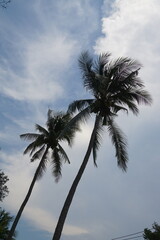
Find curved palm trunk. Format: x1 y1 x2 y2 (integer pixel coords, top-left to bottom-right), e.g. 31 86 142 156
7 147 49 240
52 115 100 240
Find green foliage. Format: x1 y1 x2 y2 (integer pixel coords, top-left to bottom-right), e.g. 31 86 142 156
0 208 16 240
0 170 9 202
143 223 160 240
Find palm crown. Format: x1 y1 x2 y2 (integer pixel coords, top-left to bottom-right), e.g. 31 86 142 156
20 109 80 181
68 52 152 170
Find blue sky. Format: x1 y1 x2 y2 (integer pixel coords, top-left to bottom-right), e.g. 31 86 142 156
0 0 160 240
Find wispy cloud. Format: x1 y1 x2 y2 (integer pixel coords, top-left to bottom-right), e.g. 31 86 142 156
0 31 77 101
25 207 88 236
0 149 88 236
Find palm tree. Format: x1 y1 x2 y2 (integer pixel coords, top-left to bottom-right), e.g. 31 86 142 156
7 109 80 240
52 52 152 240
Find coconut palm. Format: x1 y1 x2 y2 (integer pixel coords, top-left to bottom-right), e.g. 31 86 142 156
7 109 80 240
52 51 152 240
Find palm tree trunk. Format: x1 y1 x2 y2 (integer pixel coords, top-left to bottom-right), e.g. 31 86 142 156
7 146 49 240
52 115 101 240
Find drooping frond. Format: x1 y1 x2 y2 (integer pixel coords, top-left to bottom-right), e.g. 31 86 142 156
107 57 141 78
58 144 70 164
68 99 94 113
51 148 62 182
112 104 128 114
61 123 80 147
94 52 111 75
35 124 48 136
58 106 91 146
78 51 93 77
20 133 40 141
92 116 103 166
30 145 46 162
119 71 144 88
23 141 37 155
107 119 128 171
23 135 45 155
36 148 48 180
129 89 152 105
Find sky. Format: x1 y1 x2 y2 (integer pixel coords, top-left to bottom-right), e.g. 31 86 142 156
0 0 160 240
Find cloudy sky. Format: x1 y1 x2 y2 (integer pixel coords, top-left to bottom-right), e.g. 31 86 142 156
0 0 160 240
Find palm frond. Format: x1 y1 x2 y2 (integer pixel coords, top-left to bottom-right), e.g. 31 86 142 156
23 135 45 155
51 149 62 182
120 70 144 88
112 105 128 114
107 119 128 171
58 144 70 164
112 92 140 115
78 51 93 77
23 141 37 155
68 99 94 113
20 133 40 141
94 52 111 75
30 145 46 162
36 148 48 180
35 124 48 135
92 116 103 166
130 89 152 105
58 106 91 145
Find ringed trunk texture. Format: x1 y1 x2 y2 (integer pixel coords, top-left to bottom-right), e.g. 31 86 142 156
52 115 100 240
7 147 49 240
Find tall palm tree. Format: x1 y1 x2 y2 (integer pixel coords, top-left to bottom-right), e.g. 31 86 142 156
7 109 80 240
52 52 152 240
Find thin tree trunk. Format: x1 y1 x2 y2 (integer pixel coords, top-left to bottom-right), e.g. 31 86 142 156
52 115 101 240
7 147 49 240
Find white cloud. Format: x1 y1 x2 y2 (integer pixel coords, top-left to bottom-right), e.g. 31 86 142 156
0 150 88 236
0 32 77 101
94 0 160 117
95 0 160 58
24 207 88 236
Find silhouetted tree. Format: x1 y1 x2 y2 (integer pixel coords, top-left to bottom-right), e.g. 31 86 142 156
52 51 152 240
0 208 16 240
0 170 9 202
7 110 80 240
144 223 160 240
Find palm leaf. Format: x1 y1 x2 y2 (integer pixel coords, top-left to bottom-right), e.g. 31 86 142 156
36 148 48 180
20 133 40 141
107 119 128 171
94 52 111 75
30 145 46 162
35 124 48 135
51 148 62 182
130 89 152 105
68 99 94 113
58 144 70 164
112 104 128 114
78 51 93 77
92 116 103 166
112 92 140 115
23 141 37 155
58 106 91 145
23 135 45 155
